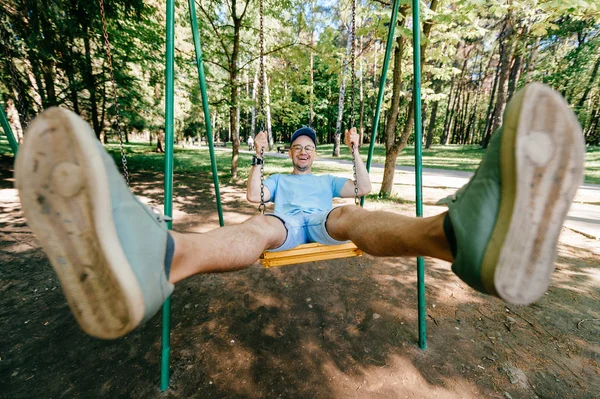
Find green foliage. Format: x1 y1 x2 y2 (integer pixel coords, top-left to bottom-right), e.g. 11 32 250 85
0 0 598 152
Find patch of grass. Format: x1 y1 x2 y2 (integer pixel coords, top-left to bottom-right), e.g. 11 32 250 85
104 142 295 184
0 139 15 158
316 142 600 184
364 192 414 205
316 143 485 173
584 146 600 184
3 136 599 184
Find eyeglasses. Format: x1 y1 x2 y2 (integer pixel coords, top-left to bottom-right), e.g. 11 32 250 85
291 144 315 153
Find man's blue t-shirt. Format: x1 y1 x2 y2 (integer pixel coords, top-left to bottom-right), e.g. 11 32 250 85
264 174 348 215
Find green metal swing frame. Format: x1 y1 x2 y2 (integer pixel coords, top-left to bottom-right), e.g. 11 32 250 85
0 0 426 391
161 0 425 390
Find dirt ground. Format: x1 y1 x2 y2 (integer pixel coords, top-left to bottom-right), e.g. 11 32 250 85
1 154 599 399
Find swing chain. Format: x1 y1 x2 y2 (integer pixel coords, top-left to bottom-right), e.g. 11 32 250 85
99 0 130 186
351 143 359 205
258 0 266 130
259 147 266 214
349 0 357 128
350 0 359 206
257 0 267 214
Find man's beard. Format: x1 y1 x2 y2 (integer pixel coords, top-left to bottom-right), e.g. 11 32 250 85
293 160 311 172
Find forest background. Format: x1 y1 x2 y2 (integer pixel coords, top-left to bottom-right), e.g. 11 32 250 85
1 0 599 195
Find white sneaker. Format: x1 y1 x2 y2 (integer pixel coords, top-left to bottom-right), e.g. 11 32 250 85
15 107 173 339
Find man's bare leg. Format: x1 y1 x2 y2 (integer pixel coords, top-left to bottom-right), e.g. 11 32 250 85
327 83 583 306
14 106 289 338
168 214 287 283
325 206 453 262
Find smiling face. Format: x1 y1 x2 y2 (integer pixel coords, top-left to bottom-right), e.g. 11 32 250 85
289 135 316 174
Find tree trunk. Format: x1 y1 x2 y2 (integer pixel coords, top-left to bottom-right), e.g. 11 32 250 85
485 14 515 148
523 36 540 84
25 46 47 111
448 81 464 144
83 29 101 138
465 78 482 145
576 55 600 111
379 7 408 196
39 6 58 107
228 0 252 179
380 0 438 196
264 64 273 149
251 67 258 136
65 63 81 114
380 146 400 198
507 26 526 100
458 89 471 144
585 101 599 145
333 21 354 157
482 56 501 146
212 111 217 143
358 36 365 146
399 0 439 149
425 99 439 148
6 100 24 142
441 78 456 145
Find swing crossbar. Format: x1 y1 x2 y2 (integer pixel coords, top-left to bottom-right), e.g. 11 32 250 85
259 242 363 268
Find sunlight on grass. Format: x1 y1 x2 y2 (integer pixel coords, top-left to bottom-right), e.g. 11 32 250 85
315 143 484 173
1 138 599 184
584 146 600 185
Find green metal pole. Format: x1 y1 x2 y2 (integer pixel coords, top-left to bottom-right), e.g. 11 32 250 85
361 0 401 207
412 0 426 350
188 0 224 227
161 0 175 391
0 106 18 156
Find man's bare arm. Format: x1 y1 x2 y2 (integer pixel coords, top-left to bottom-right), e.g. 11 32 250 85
340 128 372 198
246 131 272 203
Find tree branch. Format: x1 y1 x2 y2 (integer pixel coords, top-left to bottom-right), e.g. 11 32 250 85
239 41 302 71
197 0 231 64
240 0 251 21
202 58 231 72
371 0 392 7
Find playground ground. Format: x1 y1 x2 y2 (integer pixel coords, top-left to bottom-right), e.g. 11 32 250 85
1 154 599 398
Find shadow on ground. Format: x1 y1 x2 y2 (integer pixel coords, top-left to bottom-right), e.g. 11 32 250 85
1 155 598 399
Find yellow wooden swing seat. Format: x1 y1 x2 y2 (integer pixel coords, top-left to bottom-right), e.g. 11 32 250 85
259 242 363 268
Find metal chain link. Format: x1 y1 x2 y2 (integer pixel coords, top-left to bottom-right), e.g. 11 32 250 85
99 0 130 186
258 0 266 213
350 0 359 206
349 0 357 128
258 147 266 214
258 0 266 130
351 143 359 205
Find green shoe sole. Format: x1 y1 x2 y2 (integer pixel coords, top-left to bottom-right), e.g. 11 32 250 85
482 83 585 304
15 108 146 339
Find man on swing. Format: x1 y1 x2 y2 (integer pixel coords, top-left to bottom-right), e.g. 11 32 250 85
15 83 585 339
246 126 372 255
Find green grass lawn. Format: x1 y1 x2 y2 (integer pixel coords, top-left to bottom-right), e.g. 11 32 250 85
1 137 599 184
315 143 484 172
584 145 600 185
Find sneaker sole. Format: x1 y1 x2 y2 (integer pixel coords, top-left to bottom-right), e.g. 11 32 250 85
14 108 145 339
483 83 585 305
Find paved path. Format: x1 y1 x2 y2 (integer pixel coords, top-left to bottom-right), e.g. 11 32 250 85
252 149 600 240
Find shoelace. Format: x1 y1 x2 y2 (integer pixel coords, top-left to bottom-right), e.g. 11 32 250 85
136 199 173 224
436 168 479 205
150 206 172 222
451 166 482 202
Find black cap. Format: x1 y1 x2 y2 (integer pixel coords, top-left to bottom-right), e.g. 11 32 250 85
290 127 317 145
